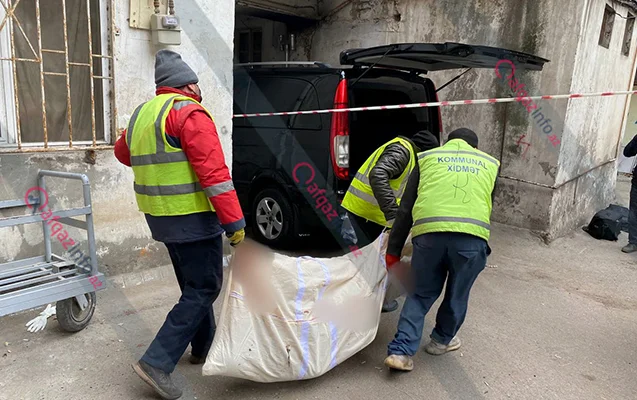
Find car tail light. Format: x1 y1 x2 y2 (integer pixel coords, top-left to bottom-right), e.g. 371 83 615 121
435 91 444 137
330 74 349 180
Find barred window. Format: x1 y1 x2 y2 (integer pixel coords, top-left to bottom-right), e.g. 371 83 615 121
0 0 115 151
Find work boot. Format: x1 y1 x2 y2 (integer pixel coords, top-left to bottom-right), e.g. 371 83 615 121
132 360 182 400
622 243 637 253
424 336 462 355
381 299 399 313
384 354 414 371
189 354 205 365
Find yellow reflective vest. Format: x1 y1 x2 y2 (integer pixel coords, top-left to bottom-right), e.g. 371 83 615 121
341 137 416 227
125 94 215 216
412 139 499 241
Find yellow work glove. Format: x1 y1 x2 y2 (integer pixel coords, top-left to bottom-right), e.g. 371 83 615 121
226 228 245 247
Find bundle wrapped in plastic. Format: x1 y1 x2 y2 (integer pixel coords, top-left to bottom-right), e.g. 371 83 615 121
202 235 388 382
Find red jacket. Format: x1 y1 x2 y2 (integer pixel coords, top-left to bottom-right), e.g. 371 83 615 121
115 87 245 233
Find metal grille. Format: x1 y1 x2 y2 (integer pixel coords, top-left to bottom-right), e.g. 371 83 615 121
0 0 116 152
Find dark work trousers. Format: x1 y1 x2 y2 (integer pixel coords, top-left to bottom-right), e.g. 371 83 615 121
141 236 223 373
629 179 637 244
387 232 487 356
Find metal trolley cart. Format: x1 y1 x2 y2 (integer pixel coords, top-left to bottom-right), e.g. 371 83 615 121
0 170 105 332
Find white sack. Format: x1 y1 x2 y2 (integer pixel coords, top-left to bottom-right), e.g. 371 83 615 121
202 234 389 382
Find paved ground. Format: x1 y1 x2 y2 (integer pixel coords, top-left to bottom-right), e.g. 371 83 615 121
2 182 637 400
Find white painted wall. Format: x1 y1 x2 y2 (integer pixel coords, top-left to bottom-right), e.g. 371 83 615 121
0 0 236 274
115 0 235 163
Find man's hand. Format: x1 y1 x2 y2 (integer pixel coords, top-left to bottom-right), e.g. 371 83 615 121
226 228 245 247
385 253 400 270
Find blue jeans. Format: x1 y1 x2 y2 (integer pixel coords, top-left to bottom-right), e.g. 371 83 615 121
387 232 487 356
141 237 223 373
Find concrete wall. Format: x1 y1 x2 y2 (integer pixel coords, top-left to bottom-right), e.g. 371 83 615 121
238 0 319 19
300 0 580 232
548 0 637 239
234 15 288 63
0 0 235 275
295 0 637 238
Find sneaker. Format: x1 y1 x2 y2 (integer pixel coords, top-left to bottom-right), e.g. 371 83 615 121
424 336 462 355
132 360 182 400
384 354 414 371
189 354 205 365
381 299 399 313
622 243 637 253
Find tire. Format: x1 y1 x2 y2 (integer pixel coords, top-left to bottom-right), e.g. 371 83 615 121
56 291 96 333
251 188 295 247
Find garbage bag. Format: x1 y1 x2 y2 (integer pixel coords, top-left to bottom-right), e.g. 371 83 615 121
202 235 388 382
583 204 629 241
340 213 358 245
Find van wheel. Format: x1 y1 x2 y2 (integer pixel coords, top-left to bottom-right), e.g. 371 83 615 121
252 189 294 246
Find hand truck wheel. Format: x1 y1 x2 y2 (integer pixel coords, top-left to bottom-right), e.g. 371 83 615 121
56 291 97 333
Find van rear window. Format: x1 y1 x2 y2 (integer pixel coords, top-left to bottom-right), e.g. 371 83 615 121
348 75 433 174
349 76 430 135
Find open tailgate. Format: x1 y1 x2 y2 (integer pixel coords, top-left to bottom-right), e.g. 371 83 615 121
340 42 549 73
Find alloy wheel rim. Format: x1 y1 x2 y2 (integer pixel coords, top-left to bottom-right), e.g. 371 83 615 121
256 197 283 240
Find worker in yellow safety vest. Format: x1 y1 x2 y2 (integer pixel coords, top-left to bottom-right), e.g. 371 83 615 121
341 130 439 312
115 50 245 399
383 128 499 372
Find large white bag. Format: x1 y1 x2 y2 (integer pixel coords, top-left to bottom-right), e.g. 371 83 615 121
202 234 388 382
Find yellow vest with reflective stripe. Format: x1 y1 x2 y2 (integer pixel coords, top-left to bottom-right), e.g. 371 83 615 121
125 94 215 216
342 137 416 227
412 139 499 241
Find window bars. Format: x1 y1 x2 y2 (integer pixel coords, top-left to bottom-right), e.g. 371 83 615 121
0 0 116 151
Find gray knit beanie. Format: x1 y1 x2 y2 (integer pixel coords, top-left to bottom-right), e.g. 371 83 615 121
154 50 199 89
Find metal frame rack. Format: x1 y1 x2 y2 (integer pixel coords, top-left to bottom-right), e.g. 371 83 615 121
0 170 104 332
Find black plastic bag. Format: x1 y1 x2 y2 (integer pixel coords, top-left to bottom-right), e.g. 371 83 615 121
583 204 629 241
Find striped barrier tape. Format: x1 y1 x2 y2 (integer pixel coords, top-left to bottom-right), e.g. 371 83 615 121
232 90 637 118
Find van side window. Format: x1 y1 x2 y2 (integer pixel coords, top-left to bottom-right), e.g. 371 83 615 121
246 77 321 130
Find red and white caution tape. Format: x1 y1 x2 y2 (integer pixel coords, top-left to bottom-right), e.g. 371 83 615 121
232 90 637 118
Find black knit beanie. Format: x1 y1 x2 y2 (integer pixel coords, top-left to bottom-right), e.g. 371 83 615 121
154 50 199 89
411 130 440 152
448 128 479 148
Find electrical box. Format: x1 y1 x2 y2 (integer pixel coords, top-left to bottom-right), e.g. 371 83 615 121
129 0 168 30
150 14 181 45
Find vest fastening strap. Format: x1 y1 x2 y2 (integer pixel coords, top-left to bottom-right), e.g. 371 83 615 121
134 182 203 196
204 180 235 197
418 150 499 166
414 216 491 230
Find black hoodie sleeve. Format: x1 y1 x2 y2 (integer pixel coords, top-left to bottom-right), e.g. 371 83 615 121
387 167 420 257
624 135 637 157
369 143 412 221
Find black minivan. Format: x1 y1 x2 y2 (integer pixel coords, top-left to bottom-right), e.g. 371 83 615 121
232 42 548 246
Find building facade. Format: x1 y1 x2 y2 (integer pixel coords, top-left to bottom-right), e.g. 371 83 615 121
0 0 234 274
238 0 637 240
